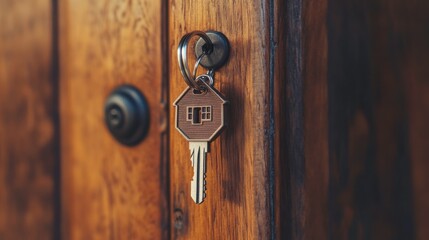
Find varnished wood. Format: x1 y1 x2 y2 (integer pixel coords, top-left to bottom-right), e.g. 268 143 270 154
0 0 59 239
1 0 428 239
402 0 429 238
273 0 290 238
275 0 330 239
59 0 168 239
277 0 429 239
169 0 275 239
327 0 421 238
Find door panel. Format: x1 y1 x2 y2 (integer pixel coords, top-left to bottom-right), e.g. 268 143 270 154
0 0 59 239
59 0 168 239
274 0 330 239
276 0 429 239
169 1 276 239
1 0 428 239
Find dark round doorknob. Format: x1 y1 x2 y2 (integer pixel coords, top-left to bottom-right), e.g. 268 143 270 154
104 85 149 146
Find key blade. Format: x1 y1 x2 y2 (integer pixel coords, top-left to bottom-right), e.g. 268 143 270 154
190 142 208 204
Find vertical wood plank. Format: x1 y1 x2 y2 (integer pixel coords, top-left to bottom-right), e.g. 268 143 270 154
301 1 330 239
59 0 168 239
279 0 428 239
0 0 58 239
169 0 274 239
327 0 417 238
402 0 429 238
275 0 330 238
273 0 290 238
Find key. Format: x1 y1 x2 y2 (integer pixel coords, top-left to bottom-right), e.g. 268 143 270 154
174 74 228 204
189 142 208 204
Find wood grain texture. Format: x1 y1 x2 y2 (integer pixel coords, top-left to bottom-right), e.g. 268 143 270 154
275 0 330 239
0 0 58 239
273 0 290 238
59 0 168 239
278 0 429 239
401 0 429 238
169 0 274 239
327 0 417 238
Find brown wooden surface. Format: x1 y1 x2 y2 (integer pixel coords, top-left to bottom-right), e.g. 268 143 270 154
275 0 330 239
1 0 428 239
274 0 331 238
0 0 59 239
277 0 429 239
169 0 275 239
59 0 168 239
403 1 429 238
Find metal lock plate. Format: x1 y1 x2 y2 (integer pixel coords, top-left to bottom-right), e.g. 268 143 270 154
104 85 149 146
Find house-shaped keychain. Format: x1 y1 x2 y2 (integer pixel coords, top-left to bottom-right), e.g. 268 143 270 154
174 79 228 142
173 75 229 204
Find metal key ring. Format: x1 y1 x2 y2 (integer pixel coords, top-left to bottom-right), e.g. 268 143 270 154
192 51 207 80
177 31 213 90
195 73 214 86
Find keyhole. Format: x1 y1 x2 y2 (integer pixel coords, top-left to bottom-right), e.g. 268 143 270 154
193 107 201 124
108 106 124 128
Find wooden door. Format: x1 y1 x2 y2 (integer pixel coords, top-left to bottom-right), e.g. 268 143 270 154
169 1 275 239
1 0 429 239
59 0 168 239
0 1 59 239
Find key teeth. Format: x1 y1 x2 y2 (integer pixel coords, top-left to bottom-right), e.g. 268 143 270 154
189 142 208 205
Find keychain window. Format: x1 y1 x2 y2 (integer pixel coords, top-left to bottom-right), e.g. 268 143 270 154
187 106 212 124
